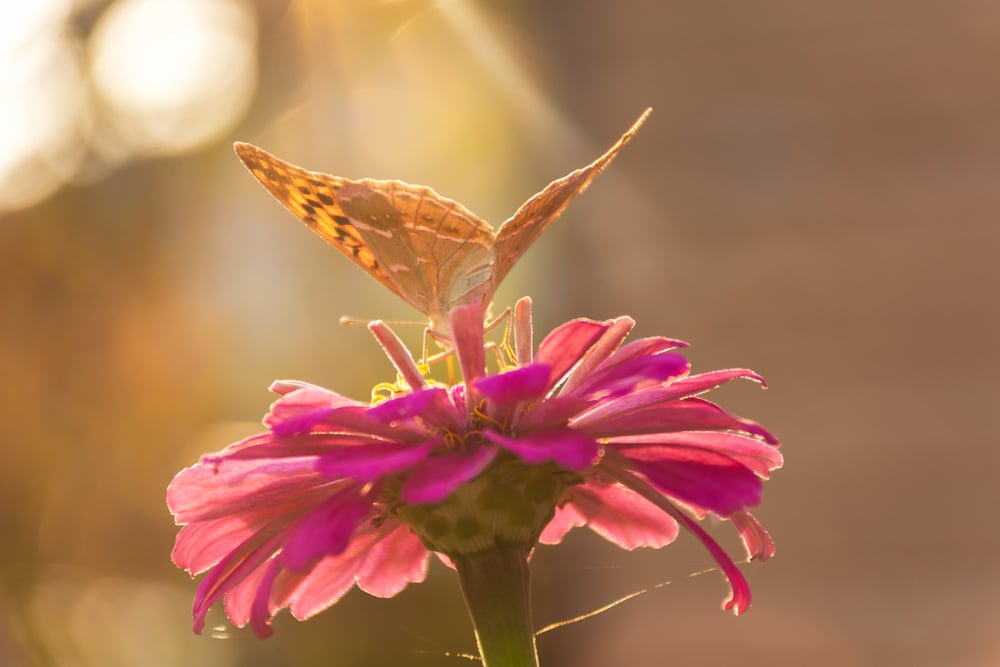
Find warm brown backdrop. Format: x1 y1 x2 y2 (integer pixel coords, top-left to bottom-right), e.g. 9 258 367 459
2 1 998 666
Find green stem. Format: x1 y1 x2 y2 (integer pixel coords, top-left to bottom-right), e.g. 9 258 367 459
453 546 539 667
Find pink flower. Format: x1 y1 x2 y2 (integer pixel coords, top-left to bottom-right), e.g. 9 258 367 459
168 299 781 637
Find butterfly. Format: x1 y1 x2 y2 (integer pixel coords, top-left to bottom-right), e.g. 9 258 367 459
234 108 650 337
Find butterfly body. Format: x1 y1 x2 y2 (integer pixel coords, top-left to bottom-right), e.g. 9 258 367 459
235 108 650 336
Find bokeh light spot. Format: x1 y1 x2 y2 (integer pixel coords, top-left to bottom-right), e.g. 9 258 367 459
89 0 257 155
0 0 86 212
0 0 70 55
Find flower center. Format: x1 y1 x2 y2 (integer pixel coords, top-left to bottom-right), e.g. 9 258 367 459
397 452 567 558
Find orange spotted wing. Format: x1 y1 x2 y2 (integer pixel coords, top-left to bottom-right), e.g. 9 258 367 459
234 108 650 334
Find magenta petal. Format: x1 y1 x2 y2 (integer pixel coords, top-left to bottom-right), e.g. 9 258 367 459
563 335 688 398
484 428 599 470
247 561 281 638
571 352 690 399
513 395 594 432
575 397 778 444
475 364 552 405
315 405 429 442
315 441 433 481
269 407 337 437
609 468 753 614
412 388 465 432
400 446 499 504
624 447 763 516
281 487 372 571
367 388 445 422
672 504 752 614
535 319 611 386
611 432 783 477
574 369 770 434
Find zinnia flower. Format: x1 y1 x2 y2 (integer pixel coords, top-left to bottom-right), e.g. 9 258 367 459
168 298 781 649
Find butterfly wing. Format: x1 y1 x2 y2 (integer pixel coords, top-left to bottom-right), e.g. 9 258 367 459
234 143 495 324
491 108 651 289
334 177 496 329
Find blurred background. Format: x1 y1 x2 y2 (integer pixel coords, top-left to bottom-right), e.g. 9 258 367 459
1 1 998 665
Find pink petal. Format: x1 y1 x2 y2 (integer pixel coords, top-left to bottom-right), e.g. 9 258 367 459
367 320 427 391
610 432 783 477
483 428 599 470
192 530 285 634
558 316 635 395
513 297 533 366
538 503 586 545
315 441 434 481
572 368 768 430
450 301 486 385
265 387 359 435
574 397 778 444
355 524 431 597
269 379 331 395
541 479 679 550
205 432 392 461
286 528 386 620
222 556 272 629
238 522 430 634
598 336 688 364
400 446 499 504
170 463 349 574
655 368 768 398
168 456 331 524
264 383 433 439
174 518 268 575
535 318 612 387
731 510 775 561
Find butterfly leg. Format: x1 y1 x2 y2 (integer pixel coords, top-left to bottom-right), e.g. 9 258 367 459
422 307 517 374
483 307 515 369
422 327 454 364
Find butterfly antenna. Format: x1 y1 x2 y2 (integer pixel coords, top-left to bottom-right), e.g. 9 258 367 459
339 315 426 328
